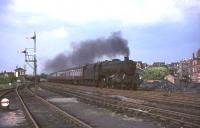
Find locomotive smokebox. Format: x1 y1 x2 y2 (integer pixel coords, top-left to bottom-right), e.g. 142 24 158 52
124 56 129 61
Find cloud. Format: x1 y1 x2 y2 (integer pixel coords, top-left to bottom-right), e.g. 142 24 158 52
6 0 200 26
40 27 68 39
1 0 199 73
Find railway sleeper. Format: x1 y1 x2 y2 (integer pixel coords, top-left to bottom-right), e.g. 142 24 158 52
40 85 200 128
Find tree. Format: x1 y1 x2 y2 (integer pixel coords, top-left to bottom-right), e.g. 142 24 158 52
40 73 48 79
141 67 168 80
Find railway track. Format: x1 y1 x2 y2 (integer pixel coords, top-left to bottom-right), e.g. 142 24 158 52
97 89 200 107
0 86 33 128
81 87 200 108
123 94 200 111
46 83 200 109
0 87 15 92
43 82 200 115
16 86 93 128
0 87 15 99
40 84 200 128
121 92 200 107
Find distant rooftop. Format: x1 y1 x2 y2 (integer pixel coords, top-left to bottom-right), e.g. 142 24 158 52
15 67 26 71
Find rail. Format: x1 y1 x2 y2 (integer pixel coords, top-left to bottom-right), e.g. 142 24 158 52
41 84 200 128
27 88 93 128
16 86 40 128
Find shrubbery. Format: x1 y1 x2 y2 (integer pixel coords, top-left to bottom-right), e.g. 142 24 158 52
141 67 168 80
0 76 16 84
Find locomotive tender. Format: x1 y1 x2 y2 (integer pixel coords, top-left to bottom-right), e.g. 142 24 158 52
48 57 140 90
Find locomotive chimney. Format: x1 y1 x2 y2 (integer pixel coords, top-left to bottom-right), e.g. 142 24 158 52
124 56 129 61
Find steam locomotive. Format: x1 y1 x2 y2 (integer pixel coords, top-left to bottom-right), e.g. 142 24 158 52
48 57 140 90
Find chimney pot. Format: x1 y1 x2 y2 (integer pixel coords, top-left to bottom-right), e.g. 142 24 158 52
124 56 129 61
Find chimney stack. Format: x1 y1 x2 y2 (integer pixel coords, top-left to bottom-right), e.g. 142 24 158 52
124 56 129 61
193 53 195 59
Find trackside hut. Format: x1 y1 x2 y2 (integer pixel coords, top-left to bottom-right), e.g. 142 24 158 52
15 67 26 82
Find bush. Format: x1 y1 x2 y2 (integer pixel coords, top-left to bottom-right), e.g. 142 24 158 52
0 76 16 84
141 67 168 80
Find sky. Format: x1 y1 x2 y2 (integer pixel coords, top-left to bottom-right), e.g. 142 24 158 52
0 0 200 74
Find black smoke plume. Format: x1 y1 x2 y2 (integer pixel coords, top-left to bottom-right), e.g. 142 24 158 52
45 31 129 72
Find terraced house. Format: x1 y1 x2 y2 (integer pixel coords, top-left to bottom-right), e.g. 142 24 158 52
191 49 200 83
178 48 200 83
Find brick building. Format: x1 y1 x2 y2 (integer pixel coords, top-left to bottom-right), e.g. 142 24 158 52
167 62 179 76
178 59 192 80
136 61 148 69
152 62 166 67
177 48 200 83
191 49 200 83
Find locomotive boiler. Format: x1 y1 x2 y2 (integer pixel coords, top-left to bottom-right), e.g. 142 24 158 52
48 57 140 90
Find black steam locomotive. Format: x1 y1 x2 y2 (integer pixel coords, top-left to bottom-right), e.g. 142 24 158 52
48 57 140 90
